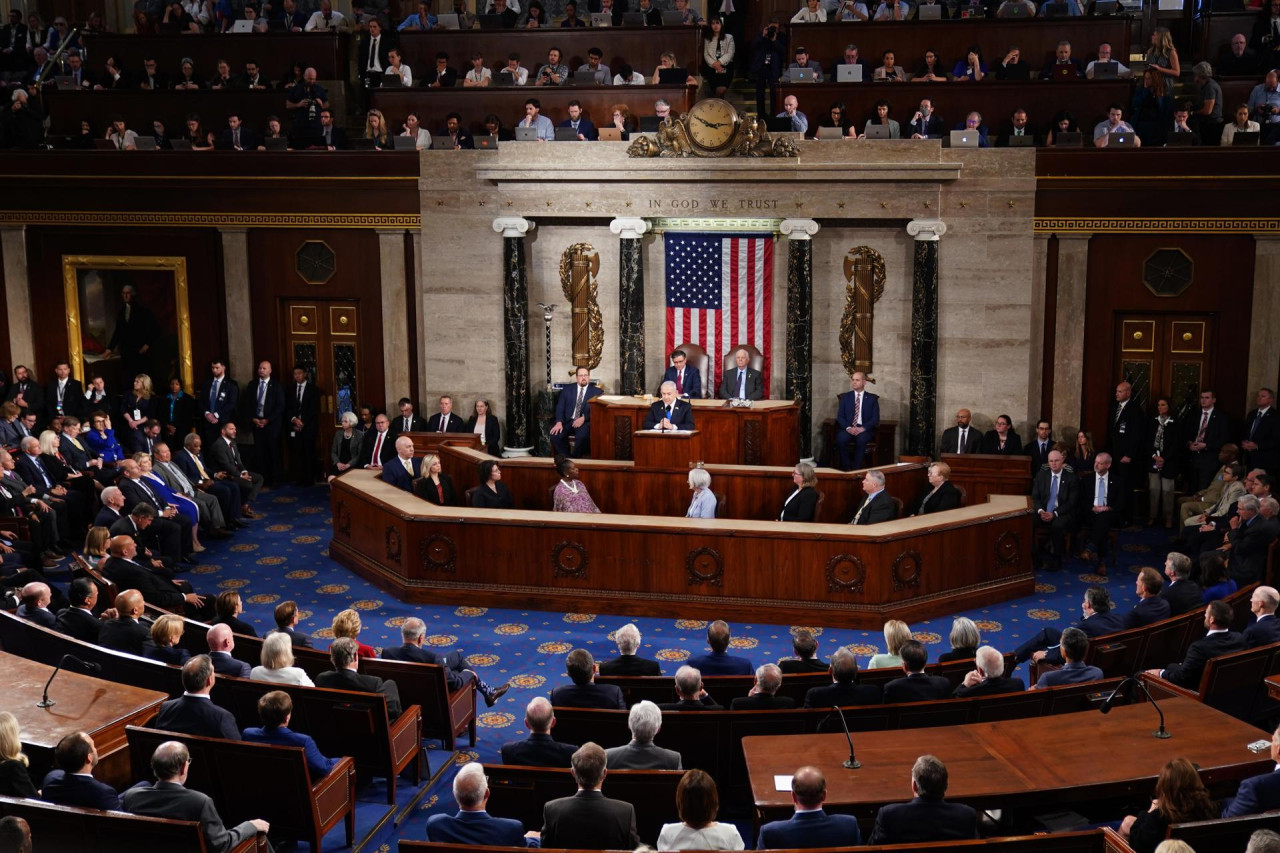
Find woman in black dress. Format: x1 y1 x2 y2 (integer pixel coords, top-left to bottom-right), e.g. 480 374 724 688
779 461 819 521
467 400 501 456
0 712 36 798
1147 396 1181 528
160 377 197 444
915 461 962 514
414 453 459 506
120 373 158 453
213 590 257 637
981 414 1022 455
472 459 514 509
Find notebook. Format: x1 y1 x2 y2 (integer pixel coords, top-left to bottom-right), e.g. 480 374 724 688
263 137 289 150
1007 134 1035 147
133 136 157 150
657 67 687 84
475 134 498 149
477 13 504 27
622 11 645 24
917 3 943 17
1231 131 1260 146
1165 131 1196 146
661 9 683 23
638 116 661 132
230 18 254 31
170 138 193 150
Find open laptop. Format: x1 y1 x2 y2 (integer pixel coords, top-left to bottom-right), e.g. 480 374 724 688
514 126 539 141
435 12 460 28
349 138 376 150
598 127 622 141
1043 1 1071 16
1165 131 1196 146
1093 0 1119 11
477 14 504 28
864 124 891 139
1007 134 1035 147
93 139 118 150
638 115 661 132
1054 131 1082 147
765 116 793 133
1002 2 1030 16
661 10 683 23
1107 131 1135 148
816 125 845 140
554 126 579 141
836 63 863 83
263 137 289 150
495 70 519 86
1091 61 1119 80
950 130 979 148
170 138 193 150
229 18 254 31
381 73 403 88
569 71 602 85
917 3 943 17
787 67 815 83
657 67 687 84
53 76 76 90
622 11 644 24
475 135 498 149
133 136 157 150
590 11 612 25
1232 131 1260 146
392 135 418 150
1052 64 1077 80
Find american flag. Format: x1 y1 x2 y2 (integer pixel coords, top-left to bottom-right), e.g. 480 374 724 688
664 232 773 397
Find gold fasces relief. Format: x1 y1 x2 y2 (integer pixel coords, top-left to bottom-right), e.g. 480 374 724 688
840 247 887 378
559 243 603 370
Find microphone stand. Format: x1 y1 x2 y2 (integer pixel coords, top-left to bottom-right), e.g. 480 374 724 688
832 706 861 769
37 654 99 708
1099 675 1170 739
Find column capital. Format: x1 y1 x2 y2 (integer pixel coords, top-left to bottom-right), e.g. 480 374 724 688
492 217 535 238
906 219 947 241
609 217 650 239
779 218 820 241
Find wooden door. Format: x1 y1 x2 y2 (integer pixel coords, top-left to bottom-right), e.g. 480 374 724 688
1114 312 1215 421
281 300 362 451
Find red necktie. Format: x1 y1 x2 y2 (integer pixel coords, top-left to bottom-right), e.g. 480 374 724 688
676 371 683 394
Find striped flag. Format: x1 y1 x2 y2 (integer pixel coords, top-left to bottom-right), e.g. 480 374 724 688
664 232 773 397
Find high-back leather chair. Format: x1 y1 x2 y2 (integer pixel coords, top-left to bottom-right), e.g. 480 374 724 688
670 342 710 398
720 343 764 378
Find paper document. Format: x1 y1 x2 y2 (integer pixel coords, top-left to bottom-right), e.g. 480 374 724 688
774 775 793 792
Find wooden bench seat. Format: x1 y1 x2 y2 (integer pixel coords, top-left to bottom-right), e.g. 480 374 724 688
1167 810 1280 853
1141 641 1280 723
126 725 356 852
362 656 477 751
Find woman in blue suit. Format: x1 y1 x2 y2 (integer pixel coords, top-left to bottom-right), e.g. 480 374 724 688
136 452 204 552
686 467 718 518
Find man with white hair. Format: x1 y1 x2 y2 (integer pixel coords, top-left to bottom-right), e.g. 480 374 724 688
850 469 894 524
657 665 722 710
1245 585 1280 648
383 616 509 706
731 663 796 709
642 381 694 431
604 701 682 769
426 762 540 845
598 623 661 676
501 697 578 767
951 646 1024 697
1225 494 1279 585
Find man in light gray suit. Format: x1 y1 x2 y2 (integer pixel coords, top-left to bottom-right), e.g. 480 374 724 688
603 700 682 770
151 442 230 538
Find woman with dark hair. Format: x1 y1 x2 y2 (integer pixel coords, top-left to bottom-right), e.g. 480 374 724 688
413 453 458 506
859 100 900 137
121 373 156 452
483 113 515 141
1119 758 1216 853
467 400 501 456
952 45 986 81
552 456 600 513
913 48 948 81
213 590 258 637
161 377 197 442
1045 110 1079 146
1200 551 1237 602
472 459 514 509
1147 396 1181 527
182 114 213 149
701 17 735 99
1069 430 1097 473
520 0 545 27
657 769 744 850
981 415 1022 455
809 101 853 139
279 63 306 91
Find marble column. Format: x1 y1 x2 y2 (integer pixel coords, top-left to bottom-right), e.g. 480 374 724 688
1248 236 1280 395
610 217 650 395
493 217 536 457
1052 235 1091 438
906 219 947 458
377 229 412 406
780 218 820 461
218 228 253 385
1 226 34 370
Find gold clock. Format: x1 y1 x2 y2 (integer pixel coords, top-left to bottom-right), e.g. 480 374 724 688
685 98 740 154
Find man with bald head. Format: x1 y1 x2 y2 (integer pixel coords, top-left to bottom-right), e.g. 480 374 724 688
940 409 982 455
1245 586 1280 648
15 581 56 628
1108 381 1146 477
688 620 753 675
381 436 421 492
501 697 579 766
758 765 862 847
207 624 250 678
427 761 540 845
835 372 879 470
98 589 149 655
101 535 213 620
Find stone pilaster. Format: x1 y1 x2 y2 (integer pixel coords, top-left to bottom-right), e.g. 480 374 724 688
493 217 536 457
610 217 650 396
780 218 820 461
1052 235 1091 438
1248 236 1280 395
218 228 253 385
1 227 34 370
377 229 411 406
906 219 947 457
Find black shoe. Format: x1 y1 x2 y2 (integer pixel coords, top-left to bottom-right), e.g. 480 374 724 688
483 683 510 707
208 528 232 539
180 556 200 567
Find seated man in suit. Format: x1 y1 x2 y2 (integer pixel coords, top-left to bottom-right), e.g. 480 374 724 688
598 622 662 676
1160 551 1205 615
758 765 861 848
110 503 177 573
549 648 624 709
867 755 979 844
101 537 214 622
720 348 764 401
205 624 250 678
389 397 428 437
270 600 312 648
657 665 723 711
1126 566 1173 628
604 700 682 769
1225 495 1280 585
550 367 603 458
15 581 56 628
661 349 702 399
1015 585 1126 666
731 663 797 710
382 616 509 705
40 732 121 811
780 628 828 674
501 697 579 766
241 690 339 779
205 422 264 518
1245 586 1280 649
122 740 269 851
1034 627 1103 689
425 395 469 434
381 436 421 492
883 641 951 703
117 457 196 565
688 619 753 675
952 645 1024 697
850 469 895 525
427 761 540 845
1146 599 1246 688
1032 450 1079 570
98 589 150 656
315 637 403 719
939 408 983 456
1223 723 1280 817
152 655 241 740
177 433 243 530
541 742 639 849
835 371 879 470
55 578 114 644
1077 452 1126 573
642 381 694 432
357 414 395 470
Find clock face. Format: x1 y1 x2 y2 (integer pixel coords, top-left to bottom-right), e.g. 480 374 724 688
685 98 739 152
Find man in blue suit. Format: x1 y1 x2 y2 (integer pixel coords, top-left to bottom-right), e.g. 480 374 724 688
1223 724 1280 817
867 755 979 845
1124 566 1172 629
1245 586 1280 648
1033 628 1104 689
40 732 122 811
381 436 422 492
242 690 340 779
642 382 695 431
835 372 879 470
427 761 541 846
688 620 753 675
557 100 597 140
660 348 702 399
550 367 603 458
757 766 861 848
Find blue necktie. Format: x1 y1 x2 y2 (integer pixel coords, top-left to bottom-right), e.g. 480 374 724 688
1047 474 1059 513
1095 475 1106 507
210 379 219 409
738 371 746 398
257 381 267 417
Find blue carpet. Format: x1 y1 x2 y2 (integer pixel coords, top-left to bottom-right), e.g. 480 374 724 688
197 485 1178 849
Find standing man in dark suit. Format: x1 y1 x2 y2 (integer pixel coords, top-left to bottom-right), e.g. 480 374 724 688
1108 380 1146 489
1160 552 1204 615
206 624 251 678
952 646 1025 697
850 469 895 524
720 347 764 401
1032 449 1078 569
540 742 639 850
835 372 878 470
1148 599 1246 688
315 637 403 719
867 755 979 844
242 360 285 489
198 359 239 448
1025 419 1054 472
39 733 122 811
1244 586 1280 649
551 367 604 457
642 382 694 432
285 366 321 486
44 361 84 422
424 396 468 434
427 762 541 845
390 397 429 437
1185 388 1230 490
688 620 754 675
1242 388 1278 476
757 766 862 848
207 423 263 518
500 697 579 767
152 656 242 740
549 649 625 709
1077 453 1126 573
660 348 702 399
357 19 397 105
882 641 951 703
802 647 881 708
940 408 983 456
4 366 42 427
598 622 662 675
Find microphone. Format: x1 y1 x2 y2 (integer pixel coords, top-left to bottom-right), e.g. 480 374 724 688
832 706 861 769
1098 675 1133 714
37 654 101 708
1099 675 1170 739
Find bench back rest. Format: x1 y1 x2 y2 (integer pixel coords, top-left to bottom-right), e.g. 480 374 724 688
1194 640 1280 721
361 656 451 725
1168 811 1280 852
0 793 227 853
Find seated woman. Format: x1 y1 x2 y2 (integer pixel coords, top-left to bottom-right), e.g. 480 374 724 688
83 526 110 569
0 711 36 798
686 467 718 518
1044 110 1079 147
607 103 636 141
915 461 961 514
1221 103 1260 145
937 616 980 662
467 400 501 456
809 101 854 139
251 631 316 686
1118 758 1216 853
913 49 948 82
364 109 391 150
553 457 600 513
332 608 376 658
413 453 458 506
135 452 203 552
213 590 257 637
951 46 986 82
657 769 745 850
261 115 287 146
483 112 516 141
651 51 698 87
779 462 819 521
472 459 514 509
1199 551 1237 602
872 50 906 82
981 414 1022 455
867 619 911 669
145 613 190 665
859 99 901 138
328 411 364 482
0 402 21 448
82 411 126 474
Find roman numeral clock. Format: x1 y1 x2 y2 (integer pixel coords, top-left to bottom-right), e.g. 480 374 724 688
627 99 800 159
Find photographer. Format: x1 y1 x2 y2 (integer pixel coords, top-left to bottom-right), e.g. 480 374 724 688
285 67 329 150
750 21 786 118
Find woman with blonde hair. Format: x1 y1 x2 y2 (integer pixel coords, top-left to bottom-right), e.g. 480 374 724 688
779 461 819 522
413 452 458 506
251 631 316 686
332 608 376 658
868 620 912 668
657 769 744 850
83 526 111 567
1145 27 1181 82
0 711 35 797
364 109 391 149
145 614 190 665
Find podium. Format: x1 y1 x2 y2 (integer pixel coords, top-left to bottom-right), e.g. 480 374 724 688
632 429 702 470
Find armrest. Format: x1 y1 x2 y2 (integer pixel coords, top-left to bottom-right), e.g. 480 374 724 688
1138 672 1198 702
228 835 264 853
311 755 356 824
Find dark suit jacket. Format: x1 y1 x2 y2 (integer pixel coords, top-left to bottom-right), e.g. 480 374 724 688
780 487 819 522
413 473 459 506
868 796 980 845
1245 615 1280 649
1025 438 1054 472
804 681 882 707
270 626 312 648
122 780 258 853
660 365 702 399
198 377 239 430
1160 580 1204 616
55 607 102 644
605 740 682 769
883 673 952 703
1080 609 1128 637
1243 406 1279 473
5 380 43 417
13 454 58 495
381 456 421 492
940 425 983 455
206 436 247 477
656 698 724 711
688 650 753 676
314 667 403 719
852 490 895 525
355 430 396 468
382 642 472 690
1163 630 1246 688
44 378 85 420
779 657 829 674
541 789 639 850
390 414 429 436
917 481 962 515
1108 399 1146 463
209 650 250 678
500 732 579 767
1125 595 1172 629
952 676 1025 698
466 415 501 456
1228 517 1279 585
1184 407 1230 456
720 366 764 400
554 384 604 429
548 681 625 710
758 809 862 849
40 769 122 811
153 695 241 741
98 616 150 656
835 390 880 436
217 127 260 150
1036 661 1104 688
1031 467 1079 522
241 377 285 425
285 381 321 433
1038 57 1084 79
101 556 186 611
598 654 661 676
1223 768 1280 817
981 430 1023 455
642 399 694 430
427 810 537 846
730 694 797 710
358 30 399 74
242 725 338 778
16 603 55 628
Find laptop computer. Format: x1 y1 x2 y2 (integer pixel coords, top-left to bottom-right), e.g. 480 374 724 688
765 116 793 133
836 63 863 83
865 124 891 139
787 67 815 83
263 136 289 150
657 67 687 84
598 127 623 141
1107 131 1135 147
133 136 157 150
638 116 661 132
1232 131 1260 146
54 76 76 90
1091 61 1119 80
554 126 579 141
950 130 978 148
917 3 943 17
661 10 683 23
590 11 612 25
495 70 519 86
1007 134 1035 147
170 138 193 150
93 139 118 150
514 126 539 141
1093 0 1119 12
435 12 460 28
1165 131 1196 146
477 14 504 28
816 125 845 140
475 135 498 149
1043 1 1070 16
381 73 403 88
349 138 376 150
1054 131 1082 147
1052 64 1077 80
230 18 254 31
570 71 601 85
1002 2 1030 17
621 11 645 25
392 135 418 150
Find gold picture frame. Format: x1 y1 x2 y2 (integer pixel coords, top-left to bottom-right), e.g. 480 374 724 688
61 255 194 392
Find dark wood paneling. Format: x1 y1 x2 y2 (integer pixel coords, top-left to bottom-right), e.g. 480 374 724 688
81 32 347 82
1198 11 1258 66
47 89 291 136
247 228 387 414
0 234 8 368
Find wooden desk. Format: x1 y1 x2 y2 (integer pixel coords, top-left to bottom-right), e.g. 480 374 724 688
44 89 296 136
5 651 167 789
81 33 349 82
633 429 702 470
589 397 801 466
742 696 1271 824
403 432 483 456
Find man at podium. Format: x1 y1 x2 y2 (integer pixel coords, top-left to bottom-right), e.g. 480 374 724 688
643 382 694 431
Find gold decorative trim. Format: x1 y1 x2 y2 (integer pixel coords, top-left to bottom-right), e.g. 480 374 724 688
1035 217 1280 234
0 212 420 229
652 217 783 233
